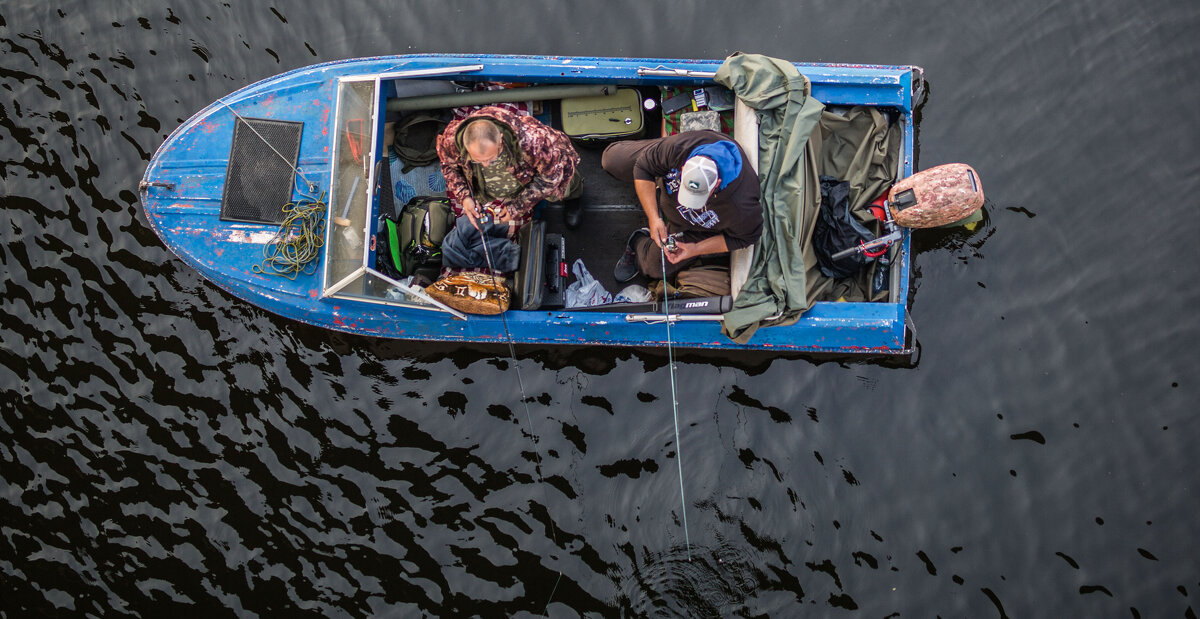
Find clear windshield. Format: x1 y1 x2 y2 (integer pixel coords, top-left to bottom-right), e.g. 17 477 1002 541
321 73 464 315
323 78 375 293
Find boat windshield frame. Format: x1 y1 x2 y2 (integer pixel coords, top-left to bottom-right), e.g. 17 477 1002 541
321 67 482 317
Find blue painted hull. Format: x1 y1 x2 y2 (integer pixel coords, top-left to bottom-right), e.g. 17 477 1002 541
140 54 920 354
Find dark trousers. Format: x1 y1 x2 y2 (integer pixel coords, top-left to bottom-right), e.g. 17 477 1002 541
633 234 695 278
602 140 697 278
600 139 657 183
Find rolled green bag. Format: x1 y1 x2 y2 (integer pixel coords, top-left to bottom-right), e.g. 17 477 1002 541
386 84 616 113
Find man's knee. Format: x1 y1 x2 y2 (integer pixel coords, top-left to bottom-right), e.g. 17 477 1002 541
634 235 676 276
601 140 644 181
564 171 583 200
600 143 625 177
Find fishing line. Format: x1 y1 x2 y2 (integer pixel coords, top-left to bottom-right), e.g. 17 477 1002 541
473 203 565 614
661 241 692 561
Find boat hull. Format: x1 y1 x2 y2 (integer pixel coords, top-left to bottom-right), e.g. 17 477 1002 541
140 54 919 354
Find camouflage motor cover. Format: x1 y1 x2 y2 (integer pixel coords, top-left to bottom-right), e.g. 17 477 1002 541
887 163 984 228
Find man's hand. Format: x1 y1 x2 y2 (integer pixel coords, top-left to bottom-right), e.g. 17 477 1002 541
665 240 697 264
665 234 730 264
649 217 670 249
461 197 482 230
492 203 516 223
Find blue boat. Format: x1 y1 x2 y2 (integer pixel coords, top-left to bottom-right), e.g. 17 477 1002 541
139 54 924 354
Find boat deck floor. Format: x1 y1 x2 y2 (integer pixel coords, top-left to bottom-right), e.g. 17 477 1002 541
539 145 650 294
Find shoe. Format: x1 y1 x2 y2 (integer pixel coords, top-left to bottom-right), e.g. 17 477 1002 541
613 228 648 283
563 198 583 230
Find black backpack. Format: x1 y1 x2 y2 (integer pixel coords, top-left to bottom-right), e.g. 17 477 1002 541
813 176 877 279
391 111 449 173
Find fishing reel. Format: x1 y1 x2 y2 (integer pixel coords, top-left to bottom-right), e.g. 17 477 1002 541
664 234 681 254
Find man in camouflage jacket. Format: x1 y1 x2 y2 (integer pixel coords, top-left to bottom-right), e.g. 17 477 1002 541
436 105 581 235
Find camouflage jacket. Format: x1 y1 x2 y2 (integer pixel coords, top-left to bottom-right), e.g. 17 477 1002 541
436 106 579 221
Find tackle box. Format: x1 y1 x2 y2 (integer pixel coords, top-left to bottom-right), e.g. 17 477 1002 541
512 221 567 310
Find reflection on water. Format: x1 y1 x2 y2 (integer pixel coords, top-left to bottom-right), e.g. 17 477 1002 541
2 1 1199 616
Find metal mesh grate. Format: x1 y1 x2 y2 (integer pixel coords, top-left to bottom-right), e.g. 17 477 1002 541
220 117 304 224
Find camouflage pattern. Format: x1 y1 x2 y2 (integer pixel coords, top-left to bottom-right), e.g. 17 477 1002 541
437 105 580 230
475 149 523 201
679 110 721 133
887 163 985 229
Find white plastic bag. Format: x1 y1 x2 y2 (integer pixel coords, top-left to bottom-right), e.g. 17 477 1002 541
615 284 652 303
565 259 613 307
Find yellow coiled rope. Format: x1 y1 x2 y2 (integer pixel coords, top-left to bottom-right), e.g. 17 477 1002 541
252 194 328 279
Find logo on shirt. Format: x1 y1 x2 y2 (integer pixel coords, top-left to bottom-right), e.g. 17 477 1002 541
665 168 681 195
677 204 720 228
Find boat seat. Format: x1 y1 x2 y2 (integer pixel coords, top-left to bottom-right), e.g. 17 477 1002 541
729 97 759 301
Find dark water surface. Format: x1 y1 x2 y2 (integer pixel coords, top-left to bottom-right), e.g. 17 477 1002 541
3 1 1199 616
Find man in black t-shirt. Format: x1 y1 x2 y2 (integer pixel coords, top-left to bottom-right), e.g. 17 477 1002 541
602 130 762 281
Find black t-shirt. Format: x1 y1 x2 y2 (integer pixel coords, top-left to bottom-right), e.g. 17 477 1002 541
631 130 762 249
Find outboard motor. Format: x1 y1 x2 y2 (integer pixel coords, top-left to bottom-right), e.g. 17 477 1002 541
887 163 985 229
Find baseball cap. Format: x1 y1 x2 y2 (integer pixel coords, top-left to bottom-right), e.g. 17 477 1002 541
677 156 719 210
